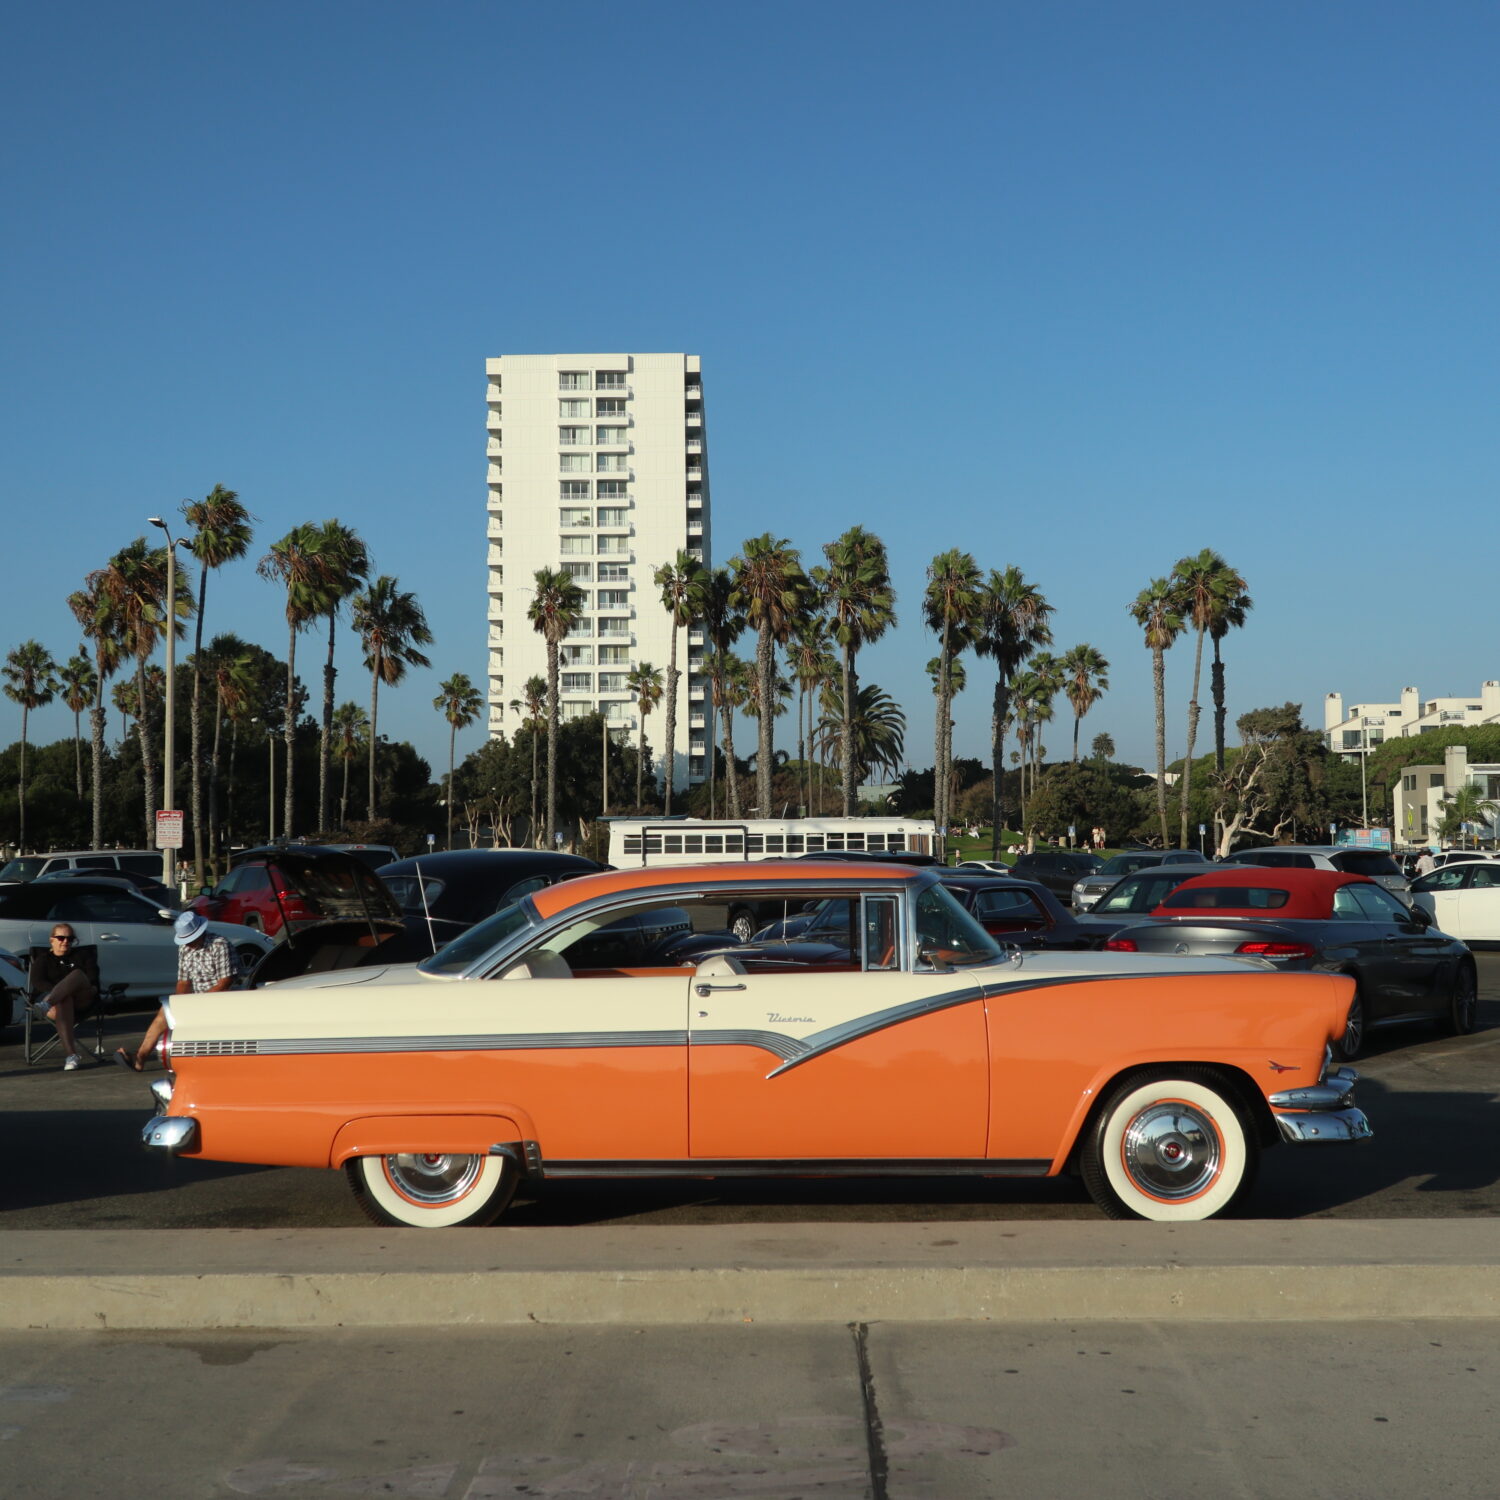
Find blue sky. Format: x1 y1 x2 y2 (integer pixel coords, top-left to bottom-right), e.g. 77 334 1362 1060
3 1 1496 788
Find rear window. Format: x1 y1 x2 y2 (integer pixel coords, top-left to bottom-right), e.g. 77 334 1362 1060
0 858 46 882
119 854 169 876
1161 886 1291 910
384 874 448 913
1334 852 1401 878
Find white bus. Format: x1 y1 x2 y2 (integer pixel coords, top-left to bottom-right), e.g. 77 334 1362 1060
606 816 938 868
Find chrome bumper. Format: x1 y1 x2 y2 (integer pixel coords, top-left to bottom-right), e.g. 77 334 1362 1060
1270 1065 1373 1145
142 1115 199 1154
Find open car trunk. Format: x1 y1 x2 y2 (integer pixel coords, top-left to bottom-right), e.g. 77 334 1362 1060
244 919 408 985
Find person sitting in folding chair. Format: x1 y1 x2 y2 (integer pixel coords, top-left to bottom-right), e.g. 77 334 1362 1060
28 924 101 1071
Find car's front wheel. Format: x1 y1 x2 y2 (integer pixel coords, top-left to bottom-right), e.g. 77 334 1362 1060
1448 966 1478 1036
1081 1070 1258 1222
346 1152 516 1228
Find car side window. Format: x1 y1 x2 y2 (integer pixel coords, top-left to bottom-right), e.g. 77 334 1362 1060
1349 885 1400 923
53 890 148 923
861 895 899 970
1331 887 1367 920
1423 868 1469 892
214 868 242 896
239 865 272 891
1471 867 1500 890
499 875 551 910
975 888 1036 917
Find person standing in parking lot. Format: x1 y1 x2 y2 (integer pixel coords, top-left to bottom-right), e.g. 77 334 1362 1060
1416 848 1437 877
113 911 235 1072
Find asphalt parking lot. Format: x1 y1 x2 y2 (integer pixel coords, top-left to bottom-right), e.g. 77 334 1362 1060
3 953 1497 1231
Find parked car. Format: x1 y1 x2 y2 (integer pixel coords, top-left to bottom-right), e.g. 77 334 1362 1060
1429 851 1498 871
955 859 1015 875
191 845 404 939
0 849 164 884
1007 848 1103 899
1070 864 1213 945
1219 845 1411 903
0 879 272 999
1071 849 1208 911
1 946 27 1029
376 849 607 957
1410 861 1500 949
33 866 179 909
1104 867 1476 1058
145 859 1371 1227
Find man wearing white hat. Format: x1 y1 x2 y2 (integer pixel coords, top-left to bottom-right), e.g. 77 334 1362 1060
114 910 236 1072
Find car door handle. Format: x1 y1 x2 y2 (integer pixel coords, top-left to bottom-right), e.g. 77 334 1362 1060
99 932 123 941
695 981 745 997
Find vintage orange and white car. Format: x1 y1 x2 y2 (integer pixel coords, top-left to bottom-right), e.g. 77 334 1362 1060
142 861 1372 1226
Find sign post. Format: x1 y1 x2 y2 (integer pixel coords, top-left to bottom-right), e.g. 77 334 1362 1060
156 810 184 891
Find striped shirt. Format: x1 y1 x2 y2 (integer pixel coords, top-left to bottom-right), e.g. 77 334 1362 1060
177 935 235 992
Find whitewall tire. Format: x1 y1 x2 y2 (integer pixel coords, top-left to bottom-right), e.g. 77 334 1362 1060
1082 1071 1258 1222
347 1152 516 1228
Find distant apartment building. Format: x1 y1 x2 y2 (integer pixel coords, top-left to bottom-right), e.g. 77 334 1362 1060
1324 681 1500 758
484 353 711 789
1392 742 1500 846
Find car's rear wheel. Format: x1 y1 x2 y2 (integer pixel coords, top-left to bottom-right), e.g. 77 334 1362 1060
1338 990 1366 1060
729 908 756 944
347 1152 516 1228
1448 966 1478 1036
1081 1070 1258 1222
234 943 264 978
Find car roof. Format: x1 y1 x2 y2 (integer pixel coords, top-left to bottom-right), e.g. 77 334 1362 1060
382 849 602 876
1152 867 1369 920
529 860 919 919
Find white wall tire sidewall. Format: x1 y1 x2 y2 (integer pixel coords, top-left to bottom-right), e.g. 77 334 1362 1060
1098 1077 1247 1222
355 1153 508 1228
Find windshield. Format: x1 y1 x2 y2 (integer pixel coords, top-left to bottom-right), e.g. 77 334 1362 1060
419 902 533 975
0 858 46 882
1097 854 1149 877
913 882 1003 967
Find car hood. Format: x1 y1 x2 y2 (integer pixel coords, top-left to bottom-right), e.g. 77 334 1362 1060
256 960 447 991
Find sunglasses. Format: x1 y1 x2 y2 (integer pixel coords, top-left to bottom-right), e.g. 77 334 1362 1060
51 933 75 944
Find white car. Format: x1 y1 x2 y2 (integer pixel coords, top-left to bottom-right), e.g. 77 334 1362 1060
1410 862 1500 948
0 878 274 1000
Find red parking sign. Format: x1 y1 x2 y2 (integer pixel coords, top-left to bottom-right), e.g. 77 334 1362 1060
155 810 184 849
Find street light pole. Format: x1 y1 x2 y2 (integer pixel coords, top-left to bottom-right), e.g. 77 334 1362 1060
149 516 187 888
602 713 609 818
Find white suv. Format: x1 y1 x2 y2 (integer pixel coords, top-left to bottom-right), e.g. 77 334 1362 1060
1219 845 1411 902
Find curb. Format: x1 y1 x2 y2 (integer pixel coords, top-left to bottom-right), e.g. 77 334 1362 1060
5 1221 1499 1330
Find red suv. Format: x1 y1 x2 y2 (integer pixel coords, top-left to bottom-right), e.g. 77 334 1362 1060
191 846 400 938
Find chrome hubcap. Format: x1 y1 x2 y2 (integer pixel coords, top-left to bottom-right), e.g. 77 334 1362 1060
1122 1104 1220 1199
384 1153 483 1205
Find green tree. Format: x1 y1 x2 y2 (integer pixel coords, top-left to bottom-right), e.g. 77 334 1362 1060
1129 577 1184 848
626 661 664 809
2 640 58 851
205 634 259 853
817 680 906 788
973 565 1052 852
704 650 749 818
330 701 369 830
653 551 708 816
56 651 96 804
434 671 483 848
68 574 124 847
352 576 434 822
525 567 585 847
182 485 253 879
1438 784 1500 847
1060 643 1110 763
787 615 835 817
701 568 746 818
923 551 982 836
509 675 547 843
817 526 897 816
1091 731 1116 764
307 520 370 831
730 534 810 818
1210 565 1253 773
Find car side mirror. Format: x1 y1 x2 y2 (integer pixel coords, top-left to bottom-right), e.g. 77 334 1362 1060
1409 906 1431 928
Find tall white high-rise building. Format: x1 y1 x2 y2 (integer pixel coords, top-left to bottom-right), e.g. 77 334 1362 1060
484 353 711 790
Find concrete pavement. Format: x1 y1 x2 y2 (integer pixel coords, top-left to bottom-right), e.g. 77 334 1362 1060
5 1219 1500 1330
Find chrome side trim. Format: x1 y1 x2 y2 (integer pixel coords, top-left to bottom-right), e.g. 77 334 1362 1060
141 1116 199 1154
174 1030 690 1058
488 1140 543 1179
1273 1107 1373 1145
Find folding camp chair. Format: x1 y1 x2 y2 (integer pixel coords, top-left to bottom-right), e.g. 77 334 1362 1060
22 945 114 1065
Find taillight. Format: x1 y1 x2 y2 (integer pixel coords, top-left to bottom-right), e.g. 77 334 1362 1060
1235 941 1316 959
275 887 312 915
1105 937 1138 952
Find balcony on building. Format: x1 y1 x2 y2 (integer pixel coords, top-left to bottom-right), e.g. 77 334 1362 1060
487 517 503 538
689 713 706 730
486 411 502 431
686 465 703 481
688 628 705 646
487 438 502 457
686 438 703 454
689 684 706 701
487 598 504 622
488 626 504 647
487 545 503 569
487 466 503 485
687 518 703 536
685 410 702 428
486 383 502 403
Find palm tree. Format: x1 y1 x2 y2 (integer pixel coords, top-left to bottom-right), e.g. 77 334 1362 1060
509 675 547 843
112 679 139 741
626 662 665 808
204 634 256 854
787 614 832 816
1439 784 1500 847
817 681 906 788
351 576 434 822
1060 644 1110 762
817 527 896 816
973 566 1053 853
1091 732 1116 763
330 701 369 829
259 523 329 838
1209 565 1253 773
434 672 483 848
3 640 58 852
700 568 745 818
1130 577 1185 848
525 567 585 847
68 574 123 847
704 650 749 818
307 520 370 831
653 551 708 816
181 485 253 880
101 537 192 842
927 654 967 822
1009 671 1038 824
922 550 982 837
729 534 810 818
1028 652 1063 788
57 652 95 806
